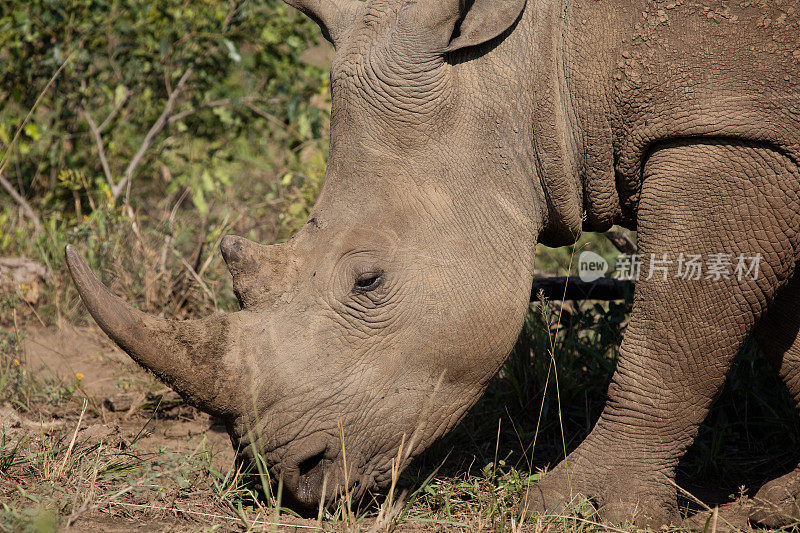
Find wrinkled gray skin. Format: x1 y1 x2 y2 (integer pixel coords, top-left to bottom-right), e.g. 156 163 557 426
66 0 800 526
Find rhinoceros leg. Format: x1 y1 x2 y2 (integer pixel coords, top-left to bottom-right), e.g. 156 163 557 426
749 468 800 527
750 274 800 527
524 140 800 527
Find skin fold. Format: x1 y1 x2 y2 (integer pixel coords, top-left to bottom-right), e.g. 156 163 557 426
66 0 800 526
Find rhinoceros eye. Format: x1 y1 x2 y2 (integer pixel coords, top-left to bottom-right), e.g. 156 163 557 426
353 270 384 293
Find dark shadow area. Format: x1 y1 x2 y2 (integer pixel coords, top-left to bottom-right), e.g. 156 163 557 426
402 299 626 489
677 337 800 510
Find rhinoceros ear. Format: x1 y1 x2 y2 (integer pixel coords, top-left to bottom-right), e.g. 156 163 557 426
283 0 361 46
446 0 527 52
404 0 527 53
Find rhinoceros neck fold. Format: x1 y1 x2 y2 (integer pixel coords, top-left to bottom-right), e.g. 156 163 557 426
527 0 585 247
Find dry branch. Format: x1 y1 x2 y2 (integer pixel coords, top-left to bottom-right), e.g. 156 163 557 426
243 101 289 131
115 65 195 202
81 108 116 191
0 174 42 232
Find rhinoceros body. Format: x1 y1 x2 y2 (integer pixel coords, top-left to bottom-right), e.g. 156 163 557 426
67 0 800 526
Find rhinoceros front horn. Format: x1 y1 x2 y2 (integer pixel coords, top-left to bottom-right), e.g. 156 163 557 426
65 245 242 416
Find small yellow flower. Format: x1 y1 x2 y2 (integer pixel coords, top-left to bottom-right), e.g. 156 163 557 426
12 359 20 366
75 373 84 381
83 215 89 222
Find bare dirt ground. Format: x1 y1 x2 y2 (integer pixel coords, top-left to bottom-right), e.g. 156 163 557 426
2 324 330 532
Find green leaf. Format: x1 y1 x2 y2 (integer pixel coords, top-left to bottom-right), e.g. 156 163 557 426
193 188 209 215
23 123 41 141
212 106 234 125
287 201 305 216
114 85 128 106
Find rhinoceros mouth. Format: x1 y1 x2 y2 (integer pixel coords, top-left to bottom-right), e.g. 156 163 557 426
279 435 382 511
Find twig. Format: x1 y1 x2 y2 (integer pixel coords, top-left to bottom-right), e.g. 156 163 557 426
23 298 47 327
0 55 71 232
81 108 116 191
243 101 289 131
115 65 194 202
0 174 42 232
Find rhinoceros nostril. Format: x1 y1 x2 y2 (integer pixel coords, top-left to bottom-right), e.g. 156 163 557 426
298 449 326 478
296 448 328 506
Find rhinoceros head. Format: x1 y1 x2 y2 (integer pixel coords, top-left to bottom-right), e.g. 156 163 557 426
67 0 546 510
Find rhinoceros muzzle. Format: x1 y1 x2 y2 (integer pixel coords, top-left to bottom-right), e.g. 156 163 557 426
65 244 368 511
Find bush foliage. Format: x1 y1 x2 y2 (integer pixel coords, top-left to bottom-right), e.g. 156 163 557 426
1 0 328 205
1 0 332 318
